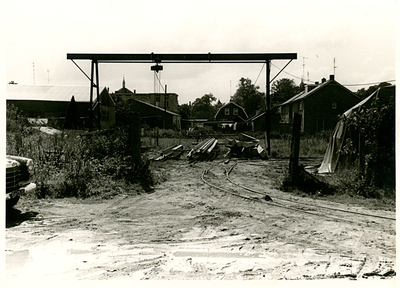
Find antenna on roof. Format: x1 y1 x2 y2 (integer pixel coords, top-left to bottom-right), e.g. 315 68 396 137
47 69 49 84
302 56 308 83
33 62 35 85
333 57 337 76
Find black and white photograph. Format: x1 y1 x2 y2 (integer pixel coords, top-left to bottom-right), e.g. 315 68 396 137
2 0 397 287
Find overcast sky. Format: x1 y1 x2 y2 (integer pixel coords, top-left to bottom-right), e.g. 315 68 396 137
4 0 398 105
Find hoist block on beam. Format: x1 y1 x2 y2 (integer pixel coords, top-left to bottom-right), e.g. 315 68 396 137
151 65 163 72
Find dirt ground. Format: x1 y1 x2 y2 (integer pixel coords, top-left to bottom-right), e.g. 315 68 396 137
3 159 396 287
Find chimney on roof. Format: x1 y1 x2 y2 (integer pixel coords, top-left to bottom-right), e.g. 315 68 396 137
315 81 319 85
329 75 335 81
321 78 326 83
305 83 317 93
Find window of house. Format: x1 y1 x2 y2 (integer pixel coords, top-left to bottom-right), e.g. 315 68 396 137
233 108 238 115
332 102 337 109
225 108 230 115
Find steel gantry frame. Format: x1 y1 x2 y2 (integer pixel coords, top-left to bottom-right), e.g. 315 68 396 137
67 52 297 154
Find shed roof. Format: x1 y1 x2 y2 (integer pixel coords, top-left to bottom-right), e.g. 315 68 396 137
247 111 266 122
134 99 181 116
7 84 90 102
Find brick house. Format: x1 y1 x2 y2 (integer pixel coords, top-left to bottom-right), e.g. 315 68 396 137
279 75 360 134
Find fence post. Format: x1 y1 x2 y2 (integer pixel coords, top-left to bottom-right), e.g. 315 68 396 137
129 112 141 171
289 113 302 184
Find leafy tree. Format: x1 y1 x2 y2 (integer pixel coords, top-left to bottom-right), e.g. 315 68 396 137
191 93 217 120
271 78 300 105
231 78 265 117
64 96 79 129
178 103 192 119
355 82 392 99
214 99 223 112
345 90 395 194
113 96 136 126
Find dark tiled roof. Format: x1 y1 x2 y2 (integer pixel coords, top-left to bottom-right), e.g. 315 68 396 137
279 79 355 106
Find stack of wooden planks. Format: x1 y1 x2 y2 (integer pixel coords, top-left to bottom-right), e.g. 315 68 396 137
187 138 219 161
154 145 185 161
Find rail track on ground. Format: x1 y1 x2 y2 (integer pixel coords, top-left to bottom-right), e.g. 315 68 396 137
201 160 396 226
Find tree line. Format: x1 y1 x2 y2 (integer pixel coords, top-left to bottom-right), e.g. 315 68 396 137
178 77 393 120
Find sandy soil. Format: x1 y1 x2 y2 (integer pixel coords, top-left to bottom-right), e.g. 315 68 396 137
3 159 396 286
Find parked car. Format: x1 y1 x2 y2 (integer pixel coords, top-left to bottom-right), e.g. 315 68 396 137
5 155 36 207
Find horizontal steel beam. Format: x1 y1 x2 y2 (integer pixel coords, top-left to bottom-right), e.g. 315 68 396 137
67 53 297 63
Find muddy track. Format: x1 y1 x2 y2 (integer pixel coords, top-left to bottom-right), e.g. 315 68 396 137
202 160 395 225
4 159 397 284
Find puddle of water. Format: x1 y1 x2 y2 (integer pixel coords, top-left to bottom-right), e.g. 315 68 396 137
6 250 33 270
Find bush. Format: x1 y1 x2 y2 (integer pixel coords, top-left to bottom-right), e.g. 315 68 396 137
344 93 395 191
6 104 156 199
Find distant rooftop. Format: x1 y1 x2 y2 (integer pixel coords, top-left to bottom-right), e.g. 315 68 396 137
7 84 91 102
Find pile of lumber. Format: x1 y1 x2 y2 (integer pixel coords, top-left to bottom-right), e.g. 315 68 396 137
187 138 219 162
154 145 184 161
226 133 268 159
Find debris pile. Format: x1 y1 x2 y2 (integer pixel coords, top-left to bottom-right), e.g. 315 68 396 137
154 145 184 161
226 133 268 159
187 138 219 162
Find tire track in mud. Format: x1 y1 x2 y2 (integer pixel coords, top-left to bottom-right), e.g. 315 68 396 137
197 160 396 280
202 160 395 227
5 160 396 281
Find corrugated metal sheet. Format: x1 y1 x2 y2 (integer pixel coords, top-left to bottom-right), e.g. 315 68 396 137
6 85 90 102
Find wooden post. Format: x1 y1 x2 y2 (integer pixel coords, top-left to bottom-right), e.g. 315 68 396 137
289 113 302 184
129 112 141 171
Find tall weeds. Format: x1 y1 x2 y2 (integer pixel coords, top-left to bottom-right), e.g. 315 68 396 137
6 104 154 199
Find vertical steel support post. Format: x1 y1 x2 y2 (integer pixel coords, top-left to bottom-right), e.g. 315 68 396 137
265 60 271 155
89 60 95 132
95 60 100 130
